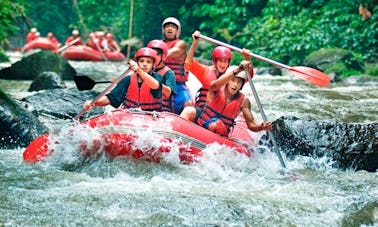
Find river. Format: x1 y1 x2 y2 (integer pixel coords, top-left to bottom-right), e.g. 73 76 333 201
0 57 377 226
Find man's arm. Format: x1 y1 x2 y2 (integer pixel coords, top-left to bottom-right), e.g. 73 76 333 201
167 40 186 61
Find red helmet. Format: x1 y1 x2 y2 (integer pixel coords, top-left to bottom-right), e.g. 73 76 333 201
212 46 232 63
105 33 113 39
134 47 158 68
147 40 168 61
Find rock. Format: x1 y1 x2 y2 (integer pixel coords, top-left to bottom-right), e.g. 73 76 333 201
28 71 66 91
0 88 47 149
21 88 103 120
0 50 76 80
272 116 378 171
254 67 282 76
304 48 365 80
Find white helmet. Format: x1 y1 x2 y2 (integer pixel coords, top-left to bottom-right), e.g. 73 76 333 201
72 30 79 35
31 27 37 33
162 17 181 38
227 65 247 81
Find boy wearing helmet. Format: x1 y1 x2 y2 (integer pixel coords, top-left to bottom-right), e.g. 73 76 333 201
26 27 38 43
83 47 163 111
147 39 177 112
65 30 82 46
197 62 272 136
185 30 252 110
105 33 121 53
162 17 193 114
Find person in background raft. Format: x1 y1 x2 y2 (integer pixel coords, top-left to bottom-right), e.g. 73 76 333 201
181 62 272 136
26 27 38 43
105 33 121 53
47 32 61 48
147 40 177 113
161 17 193 114
87 32 98 50
185 30 253 110
65 30 82 45
83 47 163 112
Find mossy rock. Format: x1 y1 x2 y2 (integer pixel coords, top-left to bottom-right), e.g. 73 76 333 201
304 48 365 78
0 50 76 80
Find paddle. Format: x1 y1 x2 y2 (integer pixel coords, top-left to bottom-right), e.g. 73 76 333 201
74 75 111 91
245 70 286 168
199 34 331 87
57 37 81 53
74 68 132 121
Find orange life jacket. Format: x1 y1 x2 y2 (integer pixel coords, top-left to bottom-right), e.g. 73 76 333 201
124 73 162 111
195 65 218 109
157 66 173 112
198 86 244 136
164 39 188 83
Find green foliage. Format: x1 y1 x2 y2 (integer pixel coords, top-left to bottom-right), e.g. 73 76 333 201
3 0 377 73
366 63 378 77
0 0 24 44
183 0 377 68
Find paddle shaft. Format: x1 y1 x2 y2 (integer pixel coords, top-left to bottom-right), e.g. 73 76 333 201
245 70 286 168
199 35 291 70
58 37 80 53
73 68 132 120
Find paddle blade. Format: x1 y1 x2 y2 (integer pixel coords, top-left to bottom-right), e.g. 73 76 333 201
74 75 97 91
289 66 331 87
23 133 51 163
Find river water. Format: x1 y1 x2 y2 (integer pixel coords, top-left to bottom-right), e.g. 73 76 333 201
1 57 377 226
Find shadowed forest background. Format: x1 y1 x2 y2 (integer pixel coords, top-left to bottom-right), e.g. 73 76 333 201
1 0 377 75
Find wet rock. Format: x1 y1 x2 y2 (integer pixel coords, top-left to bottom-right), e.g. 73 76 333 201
21 88 103 120
0 50 76 80
254 67 282 76
0 88 47 149
28 71 66 91
304 48 365 81
272 116 378 171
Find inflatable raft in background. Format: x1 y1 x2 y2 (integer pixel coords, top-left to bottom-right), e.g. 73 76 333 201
61 45 126 62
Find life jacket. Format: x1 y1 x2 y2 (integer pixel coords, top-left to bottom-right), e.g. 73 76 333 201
156 66 173 112
195 65 218 109
65 36 82 45
197 86 244 136
108 40 117 51
124 73 162 111
164 39 188 83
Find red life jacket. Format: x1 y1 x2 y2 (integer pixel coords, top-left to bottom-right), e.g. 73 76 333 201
157 66 173 112
124 73 162 111
198 86 244 136
164 39 188 83
194 65 218 109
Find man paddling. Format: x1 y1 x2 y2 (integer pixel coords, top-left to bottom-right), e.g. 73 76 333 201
83 47 163 111
185 30 253 110
162 17 193 114
181 62 272 136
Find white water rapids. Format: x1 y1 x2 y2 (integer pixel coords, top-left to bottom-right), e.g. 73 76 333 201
0 58 377 226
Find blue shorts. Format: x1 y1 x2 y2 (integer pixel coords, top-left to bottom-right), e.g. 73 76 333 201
173 84 192 114
203 117 220 129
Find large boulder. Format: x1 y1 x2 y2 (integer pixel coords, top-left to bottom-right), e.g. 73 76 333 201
0 50 76 80
21 88 103 120
28 71 66 91
0 88 47 149
272 116 378 171
304 48 365 81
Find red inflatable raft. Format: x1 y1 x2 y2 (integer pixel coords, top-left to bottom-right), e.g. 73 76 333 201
61 45 126 61
23 109 255 164
23 37 59 52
